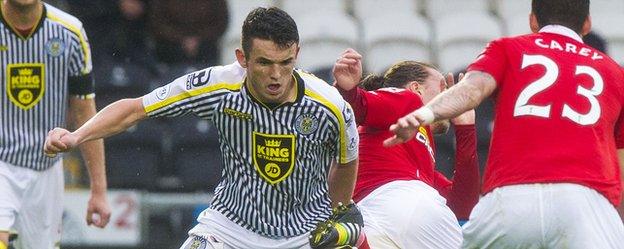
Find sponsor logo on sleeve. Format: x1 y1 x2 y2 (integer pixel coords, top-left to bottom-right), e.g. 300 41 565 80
185 69 212 90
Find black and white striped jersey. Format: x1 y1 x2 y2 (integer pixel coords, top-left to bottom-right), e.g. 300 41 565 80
143 62 359 237
0 3 94 170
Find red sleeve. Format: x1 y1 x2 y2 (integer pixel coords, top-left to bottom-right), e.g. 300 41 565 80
616 108 624 149
337 87 367 125
467 38 509 86
361 88 423 130
433 171 453 199
445 125 481 220
617 69 624 149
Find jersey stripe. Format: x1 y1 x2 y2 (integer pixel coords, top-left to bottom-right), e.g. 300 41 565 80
0 3 92 170
46 12 90 74
143 65 359 237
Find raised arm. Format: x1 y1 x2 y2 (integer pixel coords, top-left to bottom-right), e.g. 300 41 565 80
44 98 147 156
618 149 624 221
384 71 497 147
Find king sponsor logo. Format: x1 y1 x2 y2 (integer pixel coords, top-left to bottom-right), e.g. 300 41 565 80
7 63 45 110
253 132 295 184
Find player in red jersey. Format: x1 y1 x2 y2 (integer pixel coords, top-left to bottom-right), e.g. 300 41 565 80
333 48 480 248
386 0 624 248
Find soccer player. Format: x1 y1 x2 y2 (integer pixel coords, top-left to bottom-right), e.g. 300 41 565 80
386 0 624 248
0 0 111 248
334 49 480 248
44 7 362 249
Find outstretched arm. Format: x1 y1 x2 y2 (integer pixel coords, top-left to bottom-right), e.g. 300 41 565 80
384 71 497 147
45 98 147 156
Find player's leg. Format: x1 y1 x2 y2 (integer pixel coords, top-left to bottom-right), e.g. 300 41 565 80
546 184 624 249
358 180 462 249
0 162 24 249
0 233 7 249
461 185 543 249
179 234 227 249
14 161 63 249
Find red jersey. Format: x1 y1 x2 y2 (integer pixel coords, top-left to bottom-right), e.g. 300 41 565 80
345 87 437 202
468 25 624 206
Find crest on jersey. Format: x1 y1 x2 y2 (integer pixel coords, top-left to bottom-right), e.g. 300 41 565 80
295 113 319 135
7 63 45 110
45 38 65 57
184 236 207 249
252 132 295 184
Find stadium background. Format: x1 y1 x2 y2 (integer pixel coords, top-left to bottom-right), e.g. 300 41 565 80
47 0 623 248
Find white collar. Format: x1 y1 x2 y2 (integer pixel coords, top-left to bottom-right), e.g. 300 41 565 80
539 25 583 43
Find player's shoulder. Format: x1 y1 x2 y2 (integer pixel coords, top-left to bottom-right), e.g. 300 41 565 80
297 69 345 106
174 61 245 92
44 3 84 30
374 87 424 105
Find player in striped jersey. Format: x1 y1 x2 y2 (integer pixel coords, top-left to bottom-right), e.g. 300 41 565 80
0 0 110 248
44 7 361 248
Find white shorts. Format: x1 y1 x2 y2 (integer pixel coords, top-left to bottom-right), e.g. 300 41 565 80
0 160 63 249
462 183 624 249
181 208 311 249
357 180 462 249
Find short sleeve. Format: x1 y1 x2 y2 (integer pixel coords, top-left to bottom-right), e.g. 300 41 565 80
142 67 241 118
67 26 94 97
467 38 509 86
337 101 359 164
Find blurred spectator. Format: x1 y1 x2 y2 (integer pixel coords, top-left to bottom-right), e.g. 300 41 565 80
583 31 608 54
149 0 229 66
67 0 152 66
67 0 117 64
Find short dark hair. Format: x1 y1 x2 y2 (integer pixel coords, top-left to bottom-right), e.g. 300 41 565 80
361 61 437 91
531 0 589 33
241 7 299 57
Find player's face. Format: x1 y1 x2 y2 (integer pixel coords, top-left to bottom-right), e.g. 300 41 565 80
419 67 446 104
238 38 299 104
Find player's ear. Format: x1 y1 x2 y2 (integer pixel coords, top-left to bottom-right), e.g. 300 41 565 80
529 13 540 33
236 48 247 68
294 45 300 60
581 15 592 36
407 81 422 95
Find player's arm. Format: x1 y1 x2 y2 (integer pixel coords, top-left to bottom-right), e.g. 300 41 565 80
384 71 497 146
618 149 624 221
67 97 112 228
333 48 367 124
445 123 480 222
45 98 147 155
328 159 358 208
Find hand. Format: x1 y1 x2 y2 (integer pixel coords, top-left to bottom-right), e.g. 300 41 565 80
445 72 475 125
332 48 363 91
383 107 433 147
43 128 80 157
310 202 363 249
86 193 111 228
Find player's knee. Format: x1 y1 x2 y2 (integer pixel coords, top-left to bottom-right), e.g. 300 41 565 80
0 232 8 248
